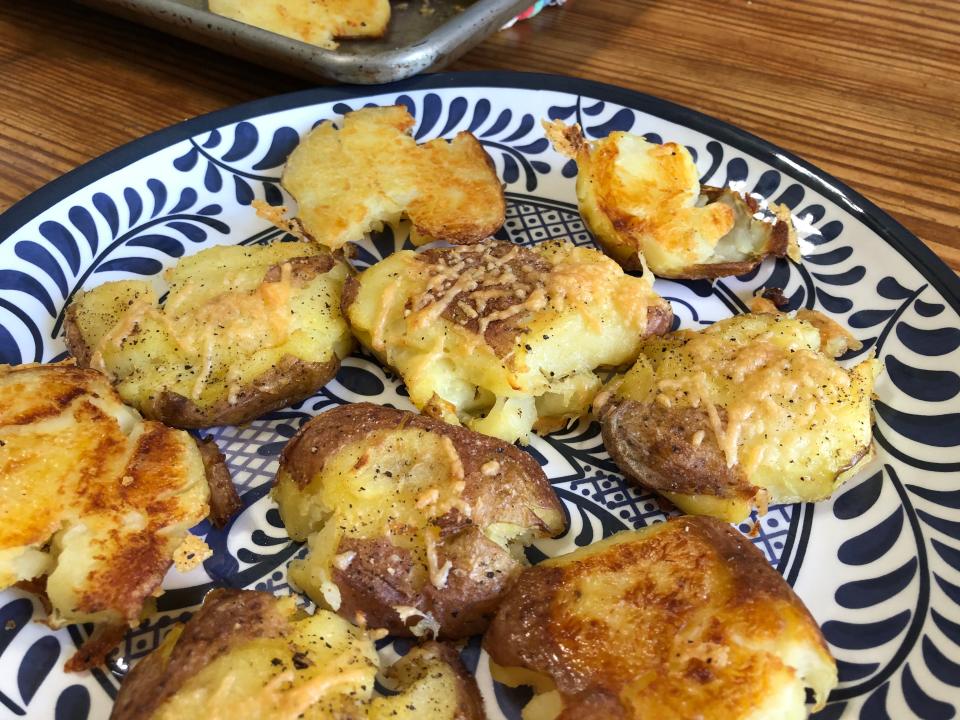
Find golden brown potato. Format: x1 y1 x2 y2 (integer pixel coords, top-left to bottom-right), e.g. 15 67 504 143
111 589 484 720
273 403 565 638
544 120 800 278
598 310 878 522
484 516 838 720
64 241 353 428
209 0 390 50
0 363 223 668
282 105 505 250
342 238 672 443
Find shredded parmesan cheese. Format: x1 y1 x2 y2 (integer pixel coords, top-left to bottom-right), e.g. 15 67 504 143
415 488 439 509
423 527 452 589
393 605 441 638
481 460 501 476
332 551 356 571
439 436 465 483
371 279 400 352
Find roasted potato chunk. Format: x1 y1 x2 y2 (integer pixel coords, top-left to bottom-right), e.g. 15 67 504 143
282 105 505 250
598 310 878 522
484 516 838 719
111 589 484 720
209 0 390 50
273 403 565 638
544 120 800 278
0 363 221 668
64 241 353 428
342 238 672 443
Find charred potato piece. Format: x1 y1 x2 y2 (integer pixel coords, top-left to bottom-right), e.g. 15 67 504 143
283 105 505 250
342 238 672 443
0 363 225 668
544 120 800 278
64 241 353 428
273 403 565 638
598 311 878 522
484 516 838 719
111 589 484 720
209 0 390 50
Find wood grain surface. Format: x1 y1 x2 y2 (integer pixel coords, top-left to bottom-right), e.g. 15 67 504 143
0 1 957 270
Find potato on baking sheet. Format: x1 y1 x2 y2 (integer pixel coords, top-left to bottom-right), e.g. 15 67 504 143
209 0 390 51
484 516 838 720
273 402 565 638
544 120 800 278
110 588 484 720
64 240 353 428
0 363 235 670
598 309 878 522
342 237 672 444
282 105 505 251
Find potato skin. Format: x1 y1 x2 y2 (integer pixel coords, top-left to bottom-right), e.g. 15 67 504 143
111 590 288 720
600 399 755 502
63 302 94 366
142 354 341 429
194 436 241 528
276 402 566 638
484 516 837 719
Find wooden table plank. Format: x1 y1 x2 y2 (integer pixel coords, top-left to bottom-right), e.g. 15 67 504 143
0 0 957 272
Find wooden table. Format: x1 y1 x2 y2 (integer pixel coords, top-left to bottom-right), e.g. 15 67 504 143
1 1 957 271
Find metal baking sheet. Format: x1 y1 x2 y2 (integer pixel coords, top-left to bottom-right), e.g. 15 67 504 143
77 0 533 84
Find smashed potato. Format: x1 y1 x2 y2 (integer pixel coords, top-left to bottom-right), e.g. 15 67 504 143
111 589 484 720
484 516 838 720
342 238 672 443
598 310 878 522
209 0 390 50
283 105 505 250
0 363 222 668
65 241 353 428
544 120 800 278
273 403 565 638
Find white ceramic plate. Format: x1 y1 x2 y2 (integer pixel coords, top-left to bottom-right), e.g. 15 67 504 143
1 73 958 719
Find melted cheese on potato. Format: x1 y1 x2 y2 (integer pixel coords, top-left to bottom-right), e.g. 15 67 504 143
66 241 352 424
485 517 838 720
282 105 505 250
544 120 800 278
0 364 209 627
609 312 878 520
344 238 671 443
209 0 390 50
113 590 478 720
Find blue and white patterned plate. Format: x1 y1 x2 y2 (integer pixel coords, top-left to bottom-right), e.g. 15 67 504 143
0 72 958 720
